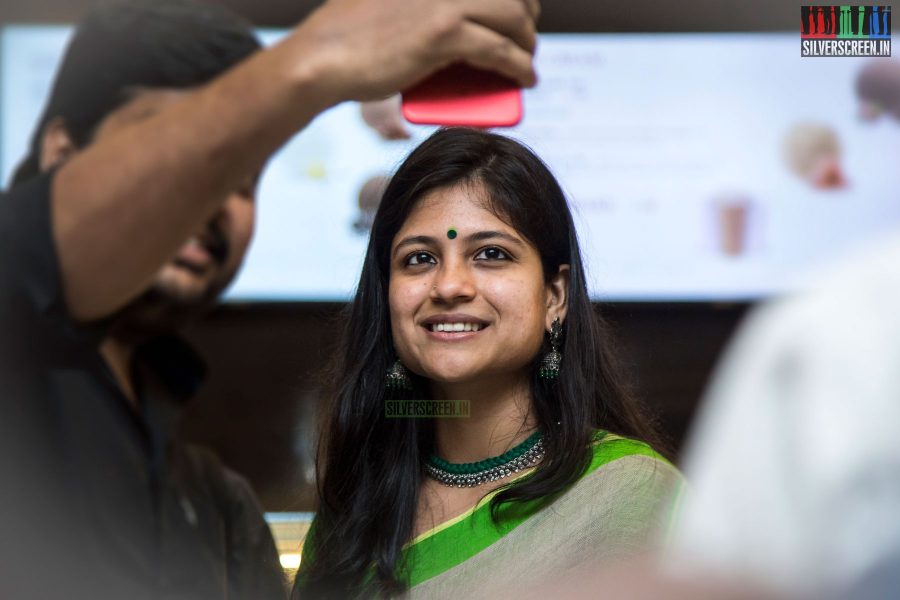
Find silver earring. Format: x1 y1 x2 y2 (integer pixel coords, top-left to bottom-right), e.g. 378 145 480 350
539 318 562 381
386 359 413 392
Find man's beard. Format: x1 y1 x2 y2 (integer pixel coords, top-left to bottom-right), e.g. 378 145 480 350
108 219 235 342
108 273 230 343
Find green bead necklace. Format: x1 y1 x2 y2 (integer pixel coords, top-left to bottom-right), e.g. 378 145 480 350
425 430 544 488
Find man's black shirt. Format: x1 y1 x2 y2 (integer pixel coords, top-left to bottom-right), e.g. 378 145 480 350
0 173 286 599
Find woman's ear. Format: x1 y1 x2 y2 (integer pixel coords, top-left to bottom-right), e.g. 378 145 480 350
545 264 570 329
39 117 77 171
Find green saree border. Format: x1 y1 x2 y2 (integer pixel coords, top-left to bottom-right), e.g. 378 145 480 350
398 431 665 588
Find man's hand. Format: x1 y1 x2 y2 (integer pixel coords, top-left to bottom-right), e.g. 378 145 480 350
282 0 540 104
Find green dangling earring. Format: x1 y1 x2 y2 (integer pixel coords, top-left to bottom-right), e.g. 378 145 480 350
539 317 563 381
386 359 413 393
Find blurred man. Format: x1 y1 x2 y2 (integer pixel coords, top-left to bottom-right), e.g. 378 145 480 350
668 232 900 598
0 0 540 598
666 61 900 599
0 6 286 600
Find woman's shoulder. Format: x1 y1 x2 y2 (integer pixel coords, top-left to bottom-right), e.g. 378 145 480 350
588 429 671 470
583 430 685 504
546 431 687 559
577 430 684 521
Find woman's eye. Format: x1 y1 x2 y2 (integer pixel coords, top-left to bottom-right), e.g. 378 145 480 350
474 247 510 261
406 252 436 266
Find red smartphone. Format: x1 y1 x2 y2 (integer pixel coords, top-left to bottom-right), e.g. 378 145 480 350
401 63 523 128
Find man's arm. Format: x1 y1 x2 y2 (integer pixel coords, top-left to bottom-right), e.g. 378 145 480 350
52 0 540 322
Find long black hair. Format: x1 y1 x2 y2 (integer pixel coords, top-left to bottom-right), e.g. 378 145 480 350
295 128 663 598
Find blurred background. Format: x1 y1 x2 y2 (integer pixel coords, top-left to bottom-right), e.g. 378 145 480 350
3 0 899 572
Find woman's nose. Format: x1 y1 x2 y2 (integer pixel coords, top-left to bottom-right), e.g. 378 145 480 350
430 259 476 302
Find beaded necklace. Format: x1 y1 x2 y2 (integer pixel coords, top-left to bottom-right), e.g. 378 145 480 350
425 430 544 488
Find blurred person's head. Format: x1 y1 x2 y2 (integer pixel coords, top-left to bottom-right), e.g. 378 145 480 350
856 59 900 122
302 127 662 597
11 0 262 334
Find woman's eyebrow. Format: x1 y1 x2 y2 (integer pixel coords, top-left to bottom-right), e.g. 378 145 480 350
393 235 437 258
464 230 526 248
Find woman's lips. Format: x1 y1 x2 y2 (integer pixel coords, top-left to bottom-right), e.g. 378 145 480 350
421 324 489 342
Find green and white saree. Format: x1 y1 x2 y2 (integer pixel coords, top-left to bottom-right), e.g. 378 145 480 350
396 433 684 597
296 432 684 598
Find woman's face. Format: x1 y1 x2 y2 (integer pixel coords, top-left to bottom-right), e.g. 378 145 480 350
388 183 568 386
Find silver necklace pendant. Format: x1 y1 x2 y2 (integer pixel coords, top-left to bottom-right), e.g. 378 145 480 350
424 439 545 488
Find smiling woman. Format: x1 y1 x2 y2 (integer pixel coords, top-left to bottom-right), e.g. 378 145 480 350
389 183 563 386
292 128 684 599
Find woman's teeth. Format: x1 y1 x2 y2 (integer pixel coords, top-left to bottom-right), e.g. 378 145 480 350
430 323 482 333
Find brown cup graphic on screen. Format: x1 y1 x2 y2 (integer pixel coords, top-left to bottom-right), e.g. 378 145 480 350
352 174 391 235
715 196 751 256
